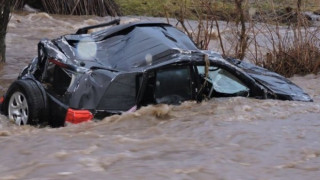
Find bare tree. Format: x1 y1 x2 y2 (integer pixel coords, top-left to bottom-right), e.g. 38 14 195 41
0 0 13 63
234 0 248 60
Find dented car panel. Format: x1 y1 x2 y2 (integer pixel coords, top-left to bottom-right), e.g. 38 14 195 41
0 20 312 126
226 58 312 101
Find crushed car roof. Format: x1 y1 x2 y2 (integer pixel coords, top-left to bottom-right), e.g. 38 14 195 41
53 22 198 72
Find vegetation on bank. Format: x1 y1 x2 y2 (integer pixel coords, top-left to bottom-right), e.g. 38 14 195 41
14 0 120 16
115 0 319 18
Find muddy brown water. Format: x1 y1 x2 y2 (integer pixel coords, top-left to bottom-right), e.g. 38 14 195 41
0 13 320 180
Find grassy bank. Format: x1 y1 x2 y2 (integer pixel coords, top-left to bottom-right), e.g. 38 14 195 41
115 0 320 17
115 0 236 18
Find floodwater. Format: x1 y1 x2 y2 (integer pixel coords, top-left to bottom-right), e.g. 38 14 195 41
0 12 320 180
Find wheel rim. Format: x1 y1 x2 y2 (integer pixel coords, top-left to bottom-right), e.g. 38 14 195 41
8 92 29 125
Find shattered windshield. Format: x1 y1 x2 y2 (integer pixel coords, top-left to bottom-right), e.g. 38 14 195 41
197 66 249 96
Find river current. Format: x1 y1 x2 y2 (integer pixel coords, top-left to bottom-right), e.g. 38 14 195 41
0 12 319 180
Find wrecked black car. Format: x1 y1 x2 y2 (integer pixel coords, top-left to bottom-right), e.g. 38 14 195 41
0 19 312 127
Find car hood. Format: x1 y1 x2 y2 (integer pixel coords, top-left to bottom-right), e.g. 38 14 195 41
227 58 312 102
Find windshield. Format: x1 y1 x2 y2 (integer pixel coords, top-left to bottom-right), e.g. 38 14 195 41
197 66 249 97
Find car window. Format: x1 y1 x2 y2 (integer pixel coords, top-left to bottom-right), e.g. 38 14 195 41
197 66 249 96
155 66 193 104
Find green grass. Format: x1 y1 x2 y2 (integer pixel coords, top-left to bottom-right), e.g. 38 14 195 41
115 0 234 17
115 0 320 17
251 0 319 11
115 0 173 17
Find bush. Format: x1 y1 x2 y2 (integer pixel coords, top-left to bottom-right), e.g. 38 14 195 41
251 0 320 77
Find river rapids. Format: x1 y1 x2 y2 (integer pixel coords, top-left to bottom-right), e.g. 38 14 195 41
0 12 319 180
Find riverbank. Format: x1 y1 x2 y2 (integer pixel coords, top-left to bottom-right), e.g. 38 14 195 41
115 0 320 21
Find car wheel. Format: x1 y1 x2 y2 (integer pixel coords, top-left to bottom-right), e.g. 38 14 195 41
5 80 45 125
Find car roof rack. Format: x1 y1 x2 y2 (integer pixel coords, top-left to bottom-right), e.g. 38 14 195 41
76 19 120 34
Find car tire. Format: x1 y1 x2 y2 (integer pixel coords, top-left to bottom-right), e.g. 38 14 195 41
4 80 45 125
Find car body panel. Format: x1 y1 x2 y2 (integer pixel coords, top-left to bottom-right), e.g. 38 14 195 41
226 58 312 101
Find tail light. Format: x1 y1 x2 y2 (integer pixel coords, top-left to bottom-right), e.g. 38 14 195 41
48 58 77 71
0 96 4 104
65 108 93 124
49 58 68 68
